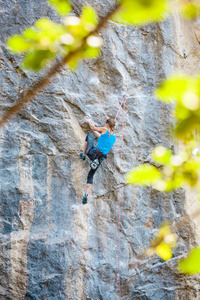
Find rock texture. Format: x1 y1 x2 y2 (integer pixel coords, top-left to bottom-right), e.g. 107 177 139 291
0 1 200 299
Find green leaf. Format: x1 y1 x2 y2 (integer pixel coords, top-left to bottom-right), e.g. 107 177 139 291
156 242 173 261
34 18 66 47
84 46 100 58
48 0 71 15
147 223 177 259
7 35 32 53
23 28 39 41
113 0 169 26
156 224 171 239
181 157 200 187
175 115 200 139
152 146 173 165
21 50 55 71
175 104 191 121
126 164 161 185
67 51 84 70
35 18 64 33
181 2 200 19
35 18 54 30
164 178 182 191
81 5 98 31
155 75 198 103
178 247 200 274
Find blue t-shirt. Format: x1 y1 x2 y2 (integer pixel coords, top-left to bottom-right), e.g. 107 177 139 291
97 130 116 155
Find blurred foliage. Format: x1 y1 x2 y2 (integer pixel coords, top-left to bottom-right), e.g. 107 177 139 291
127 143 200 192
178 247 200 274
6 0 200 72
7 5 101 71
113 0 169 25
155 75 200 139
146 224 177 261
126 164 161 185
48 0 71 15
180 0 200 19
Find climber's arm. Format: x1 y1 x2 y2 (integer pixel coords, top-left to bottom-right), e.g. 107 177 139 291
86 120 107 134
94 131 101 138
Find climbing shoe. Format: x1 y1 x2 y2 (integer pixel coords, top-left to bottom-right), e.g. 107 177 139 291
82 194 88 205
79 152 86 160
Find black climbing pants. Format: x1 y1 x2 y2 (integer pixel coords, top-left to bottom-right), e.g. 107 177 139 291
85 133 104 184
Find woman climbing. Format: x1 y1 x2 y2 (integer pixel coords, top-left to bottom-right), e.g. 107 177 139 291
79 118 116 204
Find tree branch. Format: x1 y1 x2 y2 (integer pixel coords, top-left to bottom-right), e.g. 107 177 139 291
0 3 121 128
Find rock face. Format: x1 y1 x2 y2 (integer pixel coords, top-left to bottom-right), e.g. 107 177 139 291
0 1 200 299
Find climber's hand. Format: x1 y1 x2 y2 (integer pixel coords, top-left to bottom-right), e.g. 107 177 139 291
85 119 91 124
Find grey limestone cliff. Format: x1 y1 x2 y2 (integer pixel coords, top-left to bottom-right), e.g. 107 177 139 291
0 1 200 299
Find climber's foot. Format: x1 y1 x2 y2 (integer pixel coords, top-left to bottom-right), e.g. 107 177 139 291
82 194 88 205
79 152 86 160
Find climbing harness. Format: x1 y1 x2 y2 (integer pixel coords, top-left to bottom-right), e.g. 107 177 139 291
96 147 107 159
88 147 107 169
115 94 126 300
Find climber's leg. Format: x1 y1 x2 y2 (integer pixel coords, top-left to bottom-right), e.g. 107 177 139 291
87 167 97 186
82 166 98 204
85 133 96 161
83 141 87 156
81 134 100 204
85 133 94 153
82 183 93 204
80 133 94 160
86 183 92 195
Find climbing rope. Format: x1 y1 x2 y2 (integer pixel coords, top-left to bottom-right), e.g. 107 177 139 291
114 95 127 122
115 95 126 300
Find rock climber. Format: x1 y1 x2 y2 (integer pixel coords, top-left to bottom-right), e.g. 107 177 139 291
79 118 116 204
